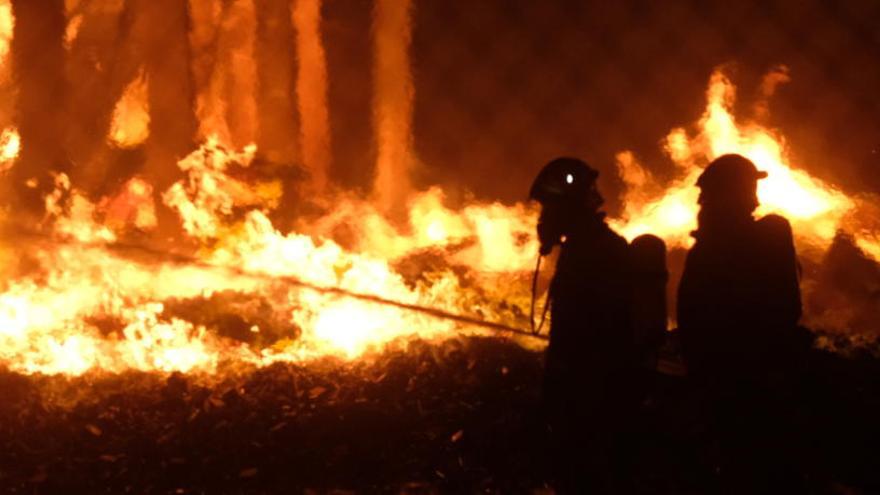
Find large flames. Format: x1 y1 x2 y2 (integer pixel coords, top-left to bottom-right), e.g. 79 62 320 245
0 2 876 377
3 66 877 377
0 133 539 375
611 69 870 255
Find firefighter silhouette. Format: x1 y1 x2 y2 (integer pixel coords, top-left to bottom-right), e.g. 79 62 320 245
530 157 663 492
677 153 805 493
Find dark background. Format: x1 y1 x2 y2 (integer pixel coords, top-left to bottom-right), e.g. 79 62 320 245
324 0 880 211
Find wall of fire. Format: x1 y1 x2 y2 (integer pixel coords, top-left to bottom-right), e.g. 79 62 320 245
1 0 879 345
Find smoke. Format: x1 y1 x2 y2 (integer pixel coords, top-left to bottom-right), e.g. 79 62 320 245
371 0 415 217
754 65 791 121
292 0 331 192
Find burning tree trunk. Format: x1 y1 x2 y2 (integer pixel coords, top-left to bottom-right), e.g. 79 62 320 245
217 0 258 150
372 0 415 219
65 1 127 197
64 0 195 203
140 0 196 192
254 0 298 167
188 0 257 151
292 0 331 194
188 0 224 142
10 0 67 214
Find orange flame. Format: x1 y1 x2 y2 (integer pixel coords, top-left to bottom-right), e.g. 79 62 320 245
108 69 150 148
612 69 860 256
0 125 19 171
1 64 877 377
0 136 538 375
0 0 13 79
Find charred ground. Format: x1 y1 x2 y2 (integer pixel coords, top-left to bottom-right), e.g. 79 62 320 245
0 335 877 494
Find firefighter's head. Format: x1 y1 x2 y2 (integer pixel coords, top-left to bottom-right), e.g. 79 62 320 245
529 157 603 255
696 154 767 215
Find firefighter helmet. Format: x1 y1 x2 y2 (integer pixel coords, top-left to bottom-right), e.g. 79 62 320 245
529 157 599 205
696 154 768 193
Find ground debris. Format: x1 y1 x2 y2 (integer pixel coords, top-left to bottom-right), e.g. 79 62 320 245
0 336 876 494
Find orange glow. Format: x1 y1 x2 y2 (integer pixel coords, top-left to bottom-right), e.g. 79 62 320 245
1 62 877 376
0 125 19 171
0 0 13 80
612 69 861 256
293 0 331 192
0 137 538 375
372 0 415 213
64 13 83 49
108 70 150 148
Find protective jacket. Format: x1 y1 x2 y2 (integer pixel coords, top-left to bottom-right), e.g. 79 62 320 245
545 216 634 384
678 213 802 376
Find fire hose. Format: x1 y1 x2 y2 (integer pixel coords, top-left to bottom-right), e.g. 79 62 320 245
529 254 550 336
5 226 549 342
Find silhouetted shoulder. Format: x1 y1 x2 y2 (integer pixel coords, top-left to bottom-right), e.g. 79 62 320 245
612 229 630 249
603 226 632 259
630 234 666 260
757 213 793 233
756 214 795 244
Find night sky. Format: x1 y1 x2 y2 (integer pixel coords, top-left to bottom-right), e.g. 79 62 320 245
324 0 880 209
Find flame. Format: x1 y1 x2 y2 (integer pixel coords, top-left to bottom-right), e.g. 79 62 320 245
0 138 537 376
101 177 157 231
1 61 877 377
0 0 13 79
108 70 150 148
0 125 19 171
64 13 83 49
612 69 859 255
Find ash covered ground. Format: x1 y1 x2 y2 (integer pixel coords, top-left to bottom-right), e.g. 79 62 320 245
0 335 877 494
